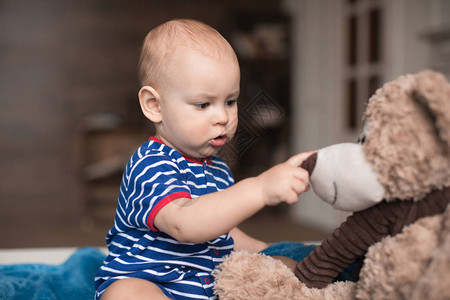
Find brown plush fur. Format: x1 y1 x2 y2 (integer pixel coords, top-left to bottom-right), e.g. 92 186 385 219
363 70 450 201
214 205 450 300
213 251 356 300
356 205 450 300
410 204 450 300
214 70 450 299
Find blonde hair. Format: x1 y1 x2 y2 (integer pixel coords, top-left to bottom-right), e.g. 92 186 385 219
138 19 237 88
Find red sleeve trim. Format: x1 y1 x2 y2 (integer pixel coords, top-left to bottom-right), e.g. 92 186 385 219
147 191 192 231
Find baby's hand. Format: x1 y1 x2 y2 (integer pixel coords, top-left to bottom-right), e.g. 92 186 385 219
257 152 313 206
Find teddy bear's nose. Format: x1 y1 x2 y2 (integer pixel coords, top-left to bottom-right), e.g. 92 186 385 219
300 152 317 176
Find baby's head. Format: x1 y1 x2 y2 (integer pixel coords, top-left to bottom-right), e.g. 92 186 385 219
137 19 241 160
138 19 238 89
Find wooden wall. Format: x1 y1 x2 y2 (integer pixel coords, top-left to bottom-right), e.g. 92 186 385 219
0 0 289 247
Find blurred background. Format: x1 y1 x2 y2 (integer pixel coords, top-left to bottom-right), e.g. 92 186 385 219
1 0 449 249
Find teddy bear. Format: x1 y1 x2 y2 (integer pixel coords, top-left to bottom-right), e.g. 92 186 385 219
213 69 450 300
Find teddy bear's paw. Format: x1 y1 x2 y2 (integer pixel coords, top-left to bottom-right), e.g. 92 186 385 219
213 251 356 300
318 281 356 300
213 251 301 299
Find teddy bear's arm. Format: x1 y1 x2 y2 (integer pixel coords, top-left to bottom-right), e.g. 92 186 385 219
294 202 392 288
294 187 450 289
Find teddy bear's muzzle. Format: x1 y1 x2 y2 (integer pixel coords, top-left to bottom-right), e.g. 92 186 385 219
306 143 385 211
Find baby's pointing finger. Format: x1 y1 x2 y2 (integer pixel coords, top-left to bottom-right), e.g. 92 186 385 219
287 151 317 167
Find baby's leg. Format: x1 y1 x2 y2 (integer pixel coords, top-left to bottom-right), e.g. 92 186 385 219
102 278 170 300
272 255 297 272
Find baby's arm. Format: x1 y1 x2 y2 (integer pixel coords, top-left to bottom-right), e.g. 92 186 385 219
229 227 268 252
153 152 312 244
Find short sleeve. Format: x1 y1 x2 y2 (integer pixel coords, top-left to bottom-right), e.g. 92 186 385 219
124 154 192 231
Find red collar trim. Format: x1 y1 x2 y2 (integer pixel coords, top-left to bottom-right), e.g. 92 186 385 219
149 136 165 144
184 156 212 165
149 137 211 165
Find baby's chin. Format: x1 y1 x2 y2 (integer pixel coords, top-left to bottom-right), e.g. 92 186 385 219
198 145 224 159
182 140 232 160
180 148 218 162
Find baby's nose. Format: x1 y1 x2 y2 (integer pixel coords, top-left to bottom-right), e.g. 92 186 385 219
214 107 229 124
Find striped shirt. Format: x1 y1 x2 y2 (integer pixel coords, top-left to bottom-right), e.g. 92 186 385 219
95 137 235 299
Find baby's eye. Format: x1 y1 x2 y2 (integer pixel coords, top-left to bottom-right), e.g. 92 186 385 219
225 99 238 107
195 103 210 109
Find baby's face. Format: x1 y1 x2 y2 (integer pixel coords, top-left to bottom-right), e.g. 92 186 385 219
155 49 240 160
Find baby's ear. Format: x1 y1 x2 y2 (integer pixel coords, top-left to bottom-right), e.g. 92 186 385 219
139 86 162 123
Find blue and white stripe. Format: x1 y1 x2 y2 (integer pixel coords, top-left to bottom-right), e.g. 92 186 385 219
95 138 235 299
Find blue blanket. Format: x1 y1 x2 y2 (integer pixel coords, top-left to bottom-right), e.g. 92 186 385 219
0 243 355 299
0 247 106 300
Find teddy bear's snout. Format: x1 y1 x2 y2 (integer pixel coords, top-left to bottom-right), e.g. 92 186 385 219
300 152 317 176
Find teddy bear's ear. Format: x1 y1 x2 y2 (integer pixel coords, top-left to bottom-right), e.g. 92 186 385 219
413 70 450 154
362 70 450 201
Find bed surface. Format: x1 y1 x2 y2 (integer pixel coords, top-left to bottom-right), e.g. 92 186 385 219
0 247 107 264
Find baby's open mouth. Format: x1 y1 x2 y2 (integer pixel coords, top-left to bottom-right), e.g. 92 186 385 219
210 135 227 147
